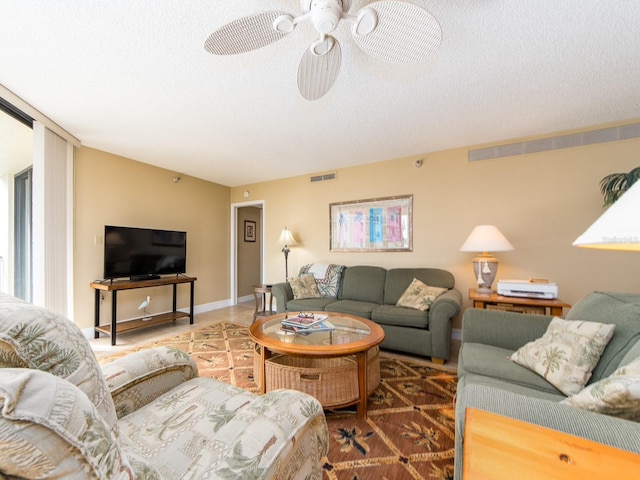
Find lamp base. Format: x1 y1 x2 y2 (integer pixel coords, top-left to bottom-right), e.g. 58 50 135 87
472 254 499 292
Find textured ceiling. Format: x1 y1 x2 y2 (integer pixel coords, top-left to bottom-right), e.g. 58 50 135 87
1 1 639 187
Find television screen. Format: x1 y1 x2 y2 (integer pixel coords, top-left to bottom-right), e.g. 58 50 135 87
104 225 187 280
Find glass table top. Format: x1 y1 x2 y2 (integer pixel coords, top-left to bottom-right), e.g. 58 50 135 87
260 313 372 347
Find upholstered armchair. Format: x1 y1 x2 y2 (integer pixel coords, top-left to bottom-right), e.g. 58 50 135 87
0 293 328 479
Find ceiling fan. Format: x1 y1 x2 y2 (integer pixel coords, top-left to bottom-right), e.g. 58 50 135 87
204 0 442 101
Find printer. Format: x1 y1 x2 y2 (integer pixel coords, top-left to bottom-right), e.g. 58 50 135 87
497 279 558 299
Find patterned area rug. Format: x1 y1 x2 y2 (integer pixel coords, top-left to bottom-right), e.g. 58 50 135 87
99 322 457 480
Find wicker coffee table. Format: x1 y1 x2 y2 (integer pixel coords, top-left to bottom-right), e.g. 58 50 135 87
249 312 385 419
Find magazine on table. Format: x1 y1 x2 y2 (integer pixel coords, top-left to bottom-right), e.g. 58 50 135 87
281 313 328 328
281 319 335 335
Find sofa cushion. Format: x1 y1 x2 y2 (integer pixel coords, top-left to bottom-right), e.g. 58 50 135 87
339 266 386 304
299 264 346 299
396 278 447 311
371 305 430 329
286 298 339 312
384 268 455 305
0 294 118 430
324 300 379 319
566 291 640 381
509 317 615 396
460 343 563 394
561 356 640 420
289 274 321 299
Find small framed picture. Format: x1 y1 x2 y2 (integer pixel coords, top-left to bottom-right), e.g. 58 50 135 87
244 220 256 242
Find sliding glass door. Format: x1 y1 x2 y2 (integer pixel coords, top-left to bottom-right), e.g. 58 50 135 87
14 167 32 301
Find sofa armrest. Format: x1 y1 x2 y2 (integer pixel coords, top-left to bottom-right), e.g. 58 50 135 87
100 346 198 418
428 289 462 361
461 308 553 350
272 281 293 313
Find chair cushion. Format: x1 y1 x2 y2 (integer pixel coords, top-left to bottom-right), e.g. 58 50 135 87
0 293 117 429
0 368 151 479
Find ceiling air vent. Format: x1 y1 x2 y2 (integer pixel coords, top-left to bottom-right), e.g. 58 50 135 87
310 172 337 183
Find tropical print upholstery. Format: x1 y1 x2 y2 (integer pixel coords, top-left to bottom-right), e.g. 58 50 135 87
0 293 329 479
510 317 615 395
562 356 640 420
0 294 118 429
396 277 447 311
289 274 321 299
299 264 346 298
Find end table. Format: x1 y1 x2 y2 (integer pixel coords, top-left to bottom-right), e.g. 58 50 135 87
469 288 571 317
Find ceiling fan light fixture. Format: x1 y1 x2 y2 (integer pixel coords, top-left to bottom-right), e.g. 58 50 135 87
310 36 334 56
273 15 296 34
352 8 378 36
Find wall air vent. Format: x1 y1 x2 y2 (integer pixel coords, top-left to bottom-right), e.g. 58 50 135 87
310 172 337 183
468 122 640 162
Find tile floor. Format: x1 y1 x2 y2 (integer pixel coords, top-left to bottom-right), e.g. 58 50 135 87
89 301 460 370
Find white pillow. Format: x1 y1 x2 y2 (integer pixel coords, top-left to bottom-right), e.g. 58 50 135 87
561 356 640 420
510 317 615 396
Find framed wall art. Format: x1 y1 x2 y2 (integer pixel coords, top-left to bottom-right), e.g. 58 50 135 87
329 194 413 252
244 220 256 242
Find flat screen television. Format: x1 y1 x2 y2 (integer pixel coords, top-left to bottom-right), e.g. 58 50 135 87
103 225 187 280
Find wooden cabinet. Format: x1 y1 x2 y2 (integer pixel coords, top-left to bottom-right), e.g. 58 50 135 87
469 289 571 317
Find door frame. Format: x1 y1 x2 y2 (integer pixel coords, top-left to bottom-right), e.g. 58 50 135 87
230 199 265 305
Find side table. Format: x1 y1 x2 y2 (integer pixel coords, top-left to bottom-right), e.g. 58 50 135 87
252 285 273 322
469 288 571 317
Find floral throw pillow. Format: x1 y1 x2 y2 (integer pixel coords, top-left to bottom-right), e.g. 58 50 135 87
289 275 321 299
396 278 447 311
510 317 615 396
561 356 640 420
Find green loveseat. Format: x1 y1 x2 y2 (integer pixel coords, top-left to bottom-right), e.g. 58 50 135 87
454 291 640 479
271 265 462 363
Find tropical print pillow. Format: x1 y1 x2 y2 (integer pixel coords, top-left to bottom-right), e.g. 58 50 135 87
396 278 447 311
561 356 640 420
290 274 321 299
510 317 615 396
299 264 346 298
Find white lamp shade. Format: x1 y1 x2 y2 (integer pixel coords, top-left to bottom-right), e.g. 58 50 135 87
277 227 299 246
460 225 514 253
573 180 640 251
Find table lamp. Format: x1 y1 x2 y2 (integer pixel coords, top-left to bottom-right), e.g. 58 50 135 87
277 226 299 280
573 179 640 250
460 225 514 292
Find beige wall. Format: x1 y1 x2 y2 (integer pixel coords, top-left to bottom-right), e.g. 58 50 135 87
231 124 640 330
73 147 230 330
237 206 262 297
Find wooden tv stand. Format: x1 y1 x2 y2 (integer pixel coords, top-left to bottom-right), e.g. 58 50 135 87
90 275 196 345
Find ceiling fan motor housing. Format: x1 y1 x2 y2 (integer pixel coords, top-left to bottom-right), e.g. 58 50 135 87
302 0 352 34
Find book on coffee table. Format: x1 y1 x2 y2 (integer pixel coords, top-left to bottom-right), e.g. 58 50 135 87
281 314 328 328
284 319 335 335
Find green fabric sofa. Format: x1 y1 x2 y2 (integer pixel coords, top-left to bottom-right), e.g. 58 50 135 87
271 265 462 363
454 291 640 479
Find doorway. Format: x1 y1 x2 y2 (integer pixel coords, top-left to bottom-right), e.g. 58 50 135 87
230 200 265 305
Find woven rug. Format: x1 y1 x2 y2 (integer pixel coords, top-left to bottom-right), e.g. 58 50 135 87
99 322 457 480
